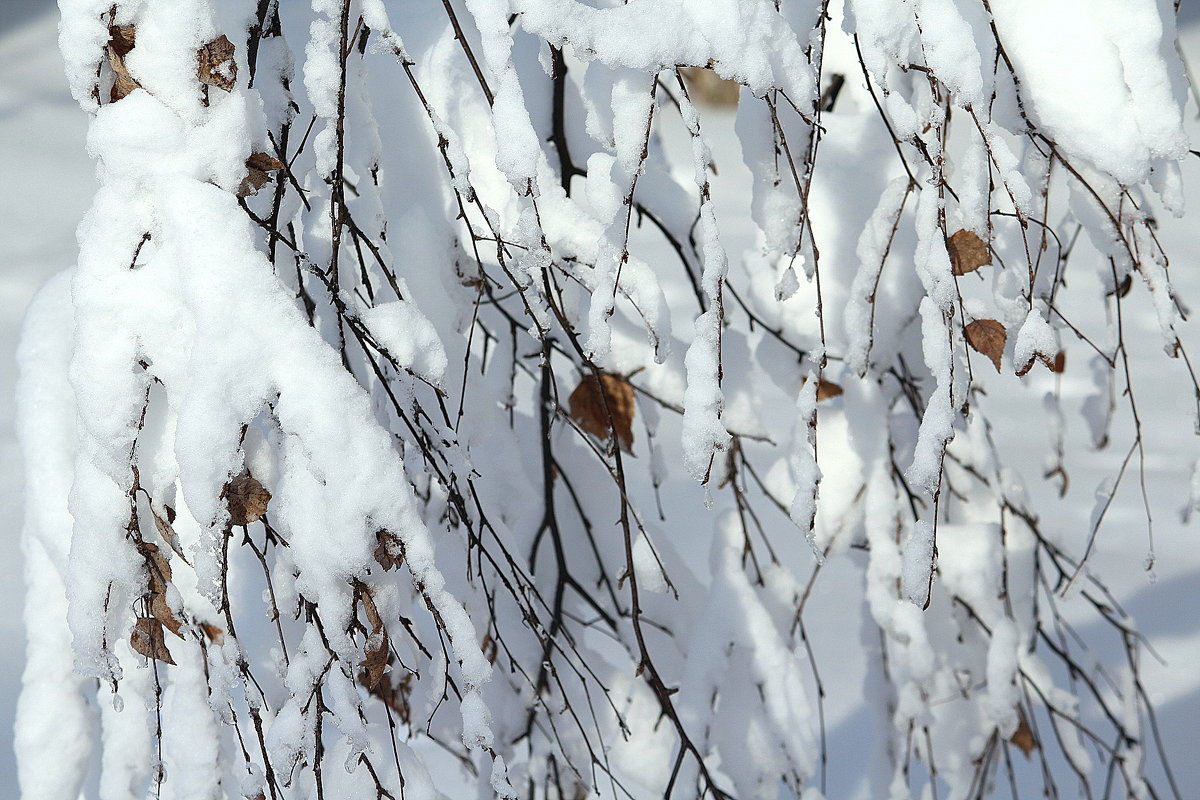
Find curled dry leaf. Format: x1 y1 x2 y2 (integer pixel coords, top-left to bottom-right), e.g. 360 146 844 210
361 588 384 634
106 25 141 102
1010 713 1037 758
374 529 404 571
152 507 189 561
137 540 172 589
359 668 412 723
568 372 635 453
947 229 991 276
226 473 271 526
150 592 184 638
680 66 740 107
360 589 390 689
816 379 843 401
197 35 237 92
1016 349 1060 377
199 622 225 645
131 617 176 665
481 633 498 665
363 636 390 690
964 319 1007 373
108 25 136 58
239 152 287 198
138 541 184 637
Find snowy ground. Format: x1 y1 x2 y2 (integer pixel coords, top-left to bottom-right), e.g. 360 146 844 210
2 4 1200 796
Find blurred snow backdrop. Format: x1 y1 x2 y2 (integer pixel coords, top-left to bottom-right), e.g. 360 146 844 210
2 1 1200 795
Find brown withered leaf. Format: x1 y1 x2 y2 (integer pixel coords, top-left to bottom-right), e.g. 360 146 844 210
152 507 188 561
568 372 635 453
108 25 136 58
197 34 237 91
359 588 390 688
374 529 404 571
948 229 991 276
110 72 141 102
136 541 184 638
816 379 843 401
361 588 384 635
360 669 412 723
1016 348 1059 377
238 152 287 198
1050 350 1066 374
362 636 390 690
199 622 225 645
679 66 740 108
138 540 172 592
964 319 1007 373
1010 714 1037 758
131 617 176 665
107 25 142 102
246 152 286 172
226 473 271 526
481 633 498 665
150 592 184 638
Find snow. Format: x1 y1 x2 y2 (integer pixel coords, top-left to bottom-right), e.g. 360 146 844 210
1012 301 1057 374
514 0 817 102
6 1 1200 797
989 0 1189 186
356 298 449 386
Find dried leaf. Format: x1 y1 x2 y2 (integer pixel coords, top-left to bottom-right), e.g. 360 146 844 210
568 373 635 453
150 592 184 638
358 588 390 688
481 633 498 665
362 635 390 690
238 171 271 198
361 588 384 635
246 152 286 172
111 72 141 102
360 669 411 723
200 622 225 645
238 152 287 198
138 540 172 591
197 35 237 91
964 319 1007 373
947 229 991 276
1050 351 1066 374
131 617 175 665
136 541 184 638
106 25 142 102
152 508 188 561
108 25 136 58
226 473 271 526
1016 348 1059 377
1010 714 1036 758
680 66 740 107
374 529 404 571
816 379 843 401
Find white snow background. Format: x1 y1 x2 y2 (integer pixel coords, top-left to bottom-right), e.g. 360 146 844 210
2 1 1200 795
